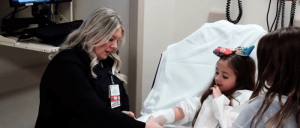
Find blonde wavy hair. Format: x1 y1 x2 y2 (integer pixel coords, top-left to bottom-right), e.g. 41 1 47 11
50 7 127 84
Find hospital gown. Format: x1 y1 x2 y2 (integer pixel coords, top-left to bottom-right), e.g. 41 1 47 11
139 90 252 128
177 90 252 128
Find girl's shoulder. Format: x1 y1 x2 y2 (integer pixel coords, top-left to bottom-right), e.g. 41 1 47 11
236 89 253 93
234 90 252 97
253 93 288 103
233 90 253 102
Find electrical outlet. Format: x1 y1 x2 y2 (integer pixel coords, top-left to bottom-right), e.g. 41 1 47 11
54 15 69 23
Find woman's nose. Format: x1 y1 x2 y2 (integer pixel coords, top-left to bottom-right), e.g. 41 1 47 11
110 41 118 50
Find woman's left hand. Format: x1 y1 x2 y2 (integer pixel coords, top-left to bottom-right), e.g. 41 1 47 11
210 85 222 98
122 111 136 119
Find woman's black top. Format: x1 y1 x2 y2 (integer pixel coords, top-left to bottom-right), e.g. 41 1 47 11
35 45 145 128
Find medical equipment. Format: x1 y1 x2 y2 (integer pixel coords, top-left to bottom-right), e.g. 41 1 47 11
267 0 297 32
226 0 243 24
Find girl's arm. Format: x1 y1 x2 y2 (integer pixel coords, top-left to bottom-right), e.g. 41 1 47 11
173 107 185 121
211 94 239 128
152 107 185 125
136 96 201 125
152 96 201 125
211 86 251 128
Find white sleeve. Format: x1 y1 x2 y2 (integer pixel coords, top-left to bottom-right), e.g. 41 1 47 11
137 96 201 125
136 108 175 124
211 94 239 128
174 96 201 125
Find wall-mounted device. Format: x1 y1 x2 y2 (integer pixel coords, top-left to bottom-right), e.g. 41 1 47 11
2 0 72 33
9 0 71 7
267 0 297 32
226 0 243 24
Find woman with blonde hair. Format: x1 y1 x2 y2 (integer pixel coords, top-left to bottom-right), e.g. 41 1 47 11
35 7 161 128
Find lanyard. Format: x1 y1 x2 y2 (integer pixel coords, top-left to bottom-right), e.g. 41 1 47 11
109 71 115 85
101 62 121 108
101 62 115 85
108 72 115 98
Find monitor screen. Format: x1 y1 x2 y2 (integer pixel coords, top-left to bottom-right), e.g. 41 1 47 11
9 0 72 7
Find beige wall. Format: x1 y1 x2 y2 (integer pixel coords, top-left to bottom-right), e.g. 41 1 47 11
172 0 299 42
142 0 175 104
0 1 50 128
128 0 145 117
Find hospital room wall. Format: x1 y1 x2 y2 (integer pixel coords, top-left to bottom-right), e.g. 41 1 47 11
0 1 50 128
140 0 300 115
0 1 130 128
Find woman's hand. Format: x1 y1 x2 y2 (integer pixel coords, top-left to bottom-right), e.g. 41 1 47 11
146 116 163 128
210 85 222 98
122 111 136 119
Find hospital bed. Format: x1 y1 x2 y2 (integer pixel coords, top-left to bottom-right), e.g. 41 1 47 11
137 20 267 128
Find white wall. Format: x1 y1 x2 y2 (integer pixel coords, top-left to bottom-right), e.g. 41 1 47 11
0 85 40 128
139 0 300 114
172 0 299 42
142 0 175 103
0 1 50 128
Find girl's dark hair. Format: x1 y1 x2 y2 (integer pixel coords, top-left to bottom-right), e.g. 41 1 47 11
192 53 256 126
250 27 300 128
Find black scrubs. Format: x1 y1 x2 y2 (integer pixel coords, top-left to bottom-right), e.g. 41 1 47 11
35 45 145 128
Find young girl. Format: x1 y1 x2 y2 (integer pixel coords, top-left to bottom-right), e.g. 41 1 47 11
232 27 300 128
144 46 256 128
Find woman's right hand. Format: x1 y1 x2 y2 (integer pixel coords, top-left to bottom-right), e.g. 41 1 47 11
122 111 136 119
145 116 163 128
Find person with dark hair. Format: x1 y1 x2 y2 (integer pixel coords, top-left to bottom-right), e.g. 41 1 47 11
139 46 256 128
35 7 162 128
232 27 300 128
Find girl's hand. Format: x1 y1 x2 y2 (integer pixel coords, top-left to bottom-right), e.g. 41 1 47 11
122 111 136 119
146 116 163 128
210 85 222 98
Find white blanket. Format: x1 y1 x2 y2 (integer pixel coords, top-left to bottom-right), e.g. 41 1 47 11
139 20 267 127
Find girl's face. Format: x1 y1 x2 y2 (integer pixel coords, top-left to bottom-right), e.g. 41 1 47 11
214 60 237 92
93 27 122 60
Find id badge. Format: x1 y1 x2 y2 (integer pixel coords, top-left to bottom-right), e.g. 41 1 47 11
109 84 121 108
